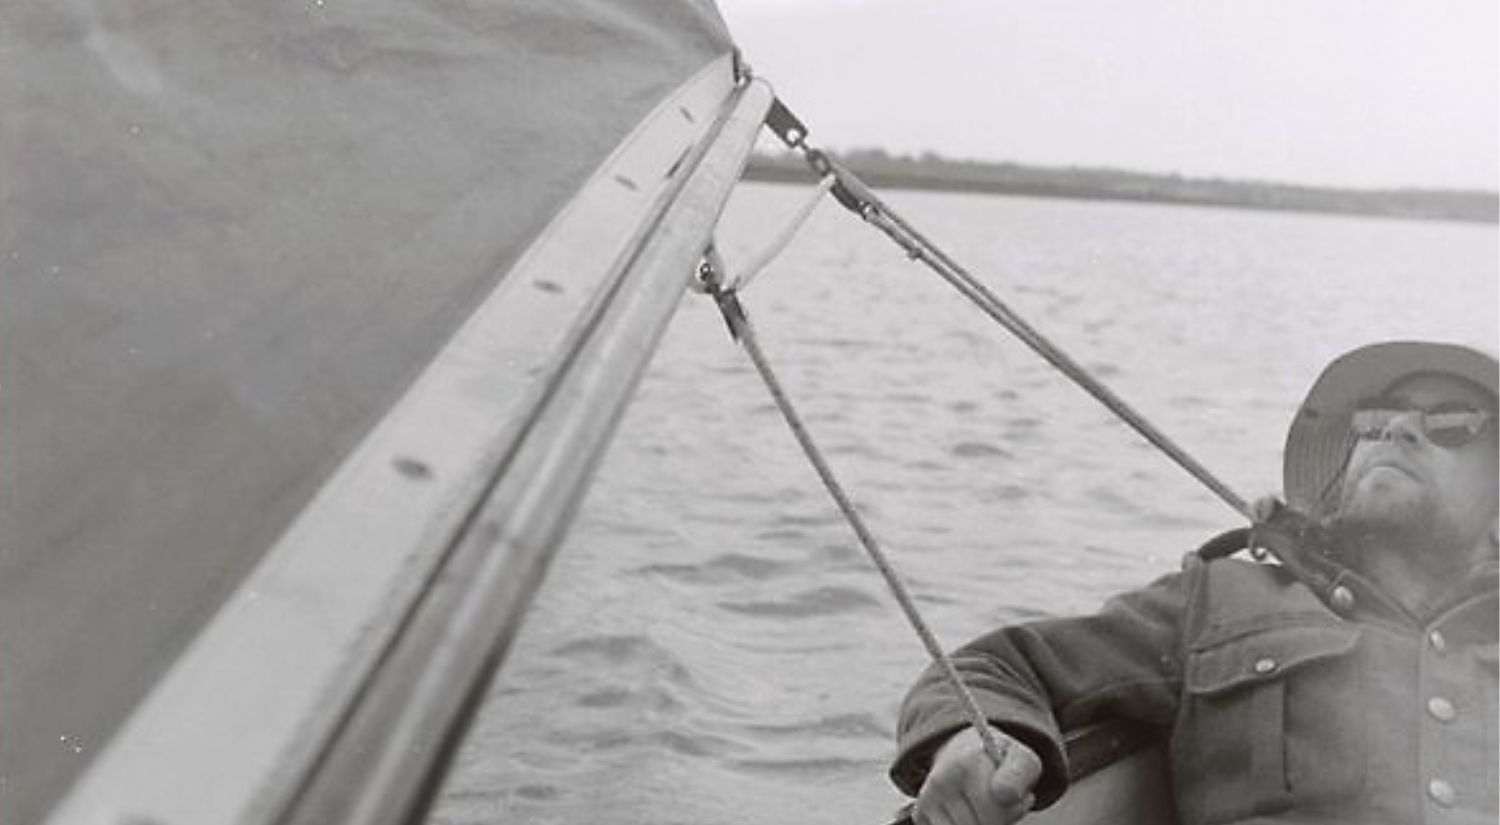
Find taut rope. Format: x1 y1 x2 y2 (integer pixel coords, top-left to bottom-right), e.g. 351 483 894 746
696 250 1010 770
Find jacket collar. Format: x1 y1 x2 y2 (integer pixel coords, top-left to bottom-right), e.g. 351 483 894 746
1251 509 1498 632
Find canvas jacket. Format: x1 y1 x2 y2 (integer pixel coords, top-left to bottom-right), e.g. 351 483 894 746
892 541 1499 824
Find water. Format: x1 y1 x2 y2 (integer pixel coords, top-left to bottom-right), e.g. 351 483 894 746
428 184 1496 824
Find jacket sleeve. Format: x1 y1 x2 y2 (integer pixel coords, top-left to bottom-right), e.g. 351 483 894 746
890 566 1195 807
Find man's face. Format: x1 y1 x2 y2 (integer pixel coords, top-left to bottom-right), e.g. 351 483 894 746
1335 372 1498 549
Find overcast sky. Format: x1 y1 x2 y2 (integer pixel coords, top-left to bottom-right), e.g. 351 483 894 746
716 0 1498 191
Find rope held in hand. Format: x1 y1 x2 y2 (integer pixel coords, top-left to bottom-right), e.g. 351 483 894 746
697 257 1009 770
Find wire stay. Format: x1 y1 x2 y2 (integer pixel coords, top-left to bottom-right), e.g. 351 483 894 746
799 147 1250 520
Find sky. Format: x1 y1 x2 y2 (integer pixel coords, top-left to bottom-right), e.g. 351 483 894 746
715 0 1499 191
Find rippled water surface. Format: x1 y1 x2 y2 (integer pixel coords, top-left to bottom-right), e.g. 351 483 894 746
429 185 1496 824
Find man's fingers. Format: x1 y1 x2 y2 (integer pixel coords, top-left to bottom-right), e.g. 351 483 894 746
918 731 1042 825
912 797 977 825
953 764 993 825
988 740 1043 809
957 798 989 825
913 770 969 825
997 792 1035 823
911 797 940 825
1249 494 1283 523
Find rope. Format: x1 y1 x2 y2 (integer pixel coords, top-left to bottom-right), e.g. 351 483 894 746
731 173 836 291
804 149 1251 520
697 258 1009 770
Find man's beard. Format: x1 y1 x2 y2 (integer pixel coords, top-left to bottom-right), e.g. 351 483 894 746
1328 472 1439 546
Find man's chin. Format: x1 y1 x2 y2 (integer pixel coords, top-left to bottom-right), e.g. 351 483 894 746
1331 495 1432 539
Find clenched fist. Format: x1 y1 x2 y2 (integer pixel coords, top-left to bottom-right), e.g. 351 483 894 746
912 728 1043 825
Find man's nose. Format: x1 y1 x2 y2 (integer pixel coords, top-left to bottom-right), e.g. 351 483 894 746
1384 410 1425 445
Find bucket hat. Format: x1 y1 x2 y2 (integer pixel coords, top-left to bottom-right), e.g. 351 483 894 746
1283 341 1498 515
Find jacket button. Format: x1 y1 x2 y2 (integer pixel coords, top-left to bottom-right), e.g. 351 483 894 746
1428 630 1447 652
1428 778 1456 807
1253 657 1278 674
1427 696 1456 722
1330 586 1355 611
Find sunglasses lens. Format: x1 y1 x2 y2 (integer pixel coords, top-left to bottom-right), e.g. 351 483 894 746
1426 427 1473 448
1425 410 1490 447
1350 408 1490 448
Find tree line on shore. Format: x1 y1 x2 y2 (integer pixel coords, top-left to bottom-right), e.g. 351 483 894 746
745 148 1498 224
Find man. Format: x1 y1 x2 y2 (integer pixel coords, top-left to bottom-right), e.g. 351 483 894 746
892 341 1498 824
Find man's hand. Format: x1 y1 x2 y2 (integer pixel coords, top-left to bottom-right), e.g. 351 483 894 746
1249 494 1284 524
912 729 1042 825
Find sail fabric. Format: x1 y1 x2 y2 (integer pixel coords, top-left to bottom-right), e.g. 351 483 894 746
0 2 731 821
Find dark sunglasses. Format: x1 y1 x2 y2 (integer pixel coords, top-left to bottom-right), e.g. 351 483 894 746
1351 402 1494 449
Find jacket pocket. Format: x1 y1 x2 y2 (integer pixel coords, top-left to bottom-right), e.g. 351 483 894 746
1172 623 1365 824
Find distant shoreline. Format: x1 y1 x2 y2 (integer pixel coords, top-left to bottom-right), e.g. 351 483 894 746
744 151 1499 225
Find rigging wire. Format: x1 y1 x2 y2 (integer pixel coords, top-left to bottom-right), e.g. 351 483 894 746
802 148 1251 520
695 249 1010 771
756 97 1251 519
